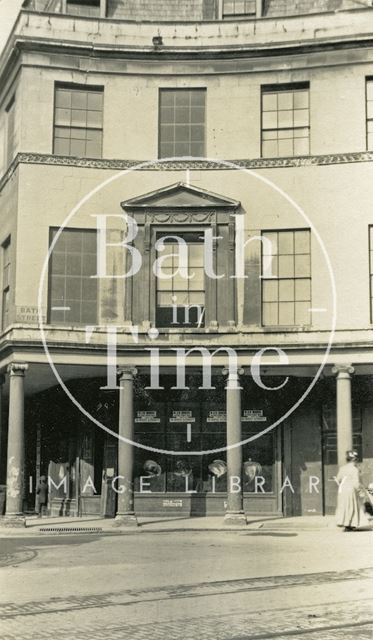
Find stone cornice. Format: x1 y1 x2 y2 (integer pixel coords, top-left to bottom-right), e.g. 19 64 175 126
1 150 373 192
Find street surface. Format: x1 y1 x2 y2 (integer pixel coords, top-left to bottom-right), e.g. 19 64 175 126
0 523 372 639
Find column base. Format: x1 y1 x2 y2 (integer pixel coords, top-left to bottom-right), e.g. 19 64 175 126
224 511 247 526
113 513 139 528
0 515 26 528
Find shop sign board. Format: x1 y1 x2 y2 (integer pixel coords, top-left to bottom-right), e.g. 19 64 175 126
135 411 161 423
242 410 267 422
169 410 195 423
206 410 227 422
162 499 183 507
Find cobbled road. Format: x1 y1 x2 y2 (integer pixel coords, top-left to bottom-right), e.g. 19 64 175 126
0 530 372 639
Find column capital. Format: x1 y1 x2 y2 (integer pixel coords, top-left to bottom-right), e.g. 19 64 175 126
222 366 244 377
222 366 244 389
332 364 354 378
7 363 28 378
118 366 138 382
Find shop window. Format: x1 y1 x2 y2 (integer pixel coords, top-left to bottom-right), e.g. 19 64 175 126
6 95 15 167
159 88 206 158
1 236 10 330
261 229 311 327
48 228 98 325
261 84 310 158
66 0 101 17
53 84 103 158
223 0 256 17
155 231 205 328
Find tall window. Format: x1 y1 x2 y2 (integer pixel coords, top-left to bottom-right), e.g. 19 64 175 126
48 229 97 325
2 237 10 330
261 229 311 327
156 232 205 328
366 79 373 150
159 89 206 159
369 226 373 321
223 0 256 17
53 85 103 158
261 84 310 158
66 0 101 17
6 95 15 167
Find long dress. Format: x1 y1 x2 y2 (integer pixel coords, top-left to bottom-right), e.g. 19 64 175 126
335 462 365 529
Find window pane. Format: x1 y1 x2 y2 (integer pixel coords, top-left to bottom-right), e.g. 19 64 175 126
175 91 190 107
262 232 278 255
262 111 278 129
54 137 70 155
293 137 309 156
56 89 72 109
175 125 190 142
295 279 311 301
278 92 293 110
294 230 310 254
278 231 294 254
87 110 102 127
262 280 278 302
191 107 205 124
87 92 103 110
262 302 278 326
279 280 294 302
295 254 311 277
278 110 293 128
55 108 71 126
295 302 310 325
294 109 309 127
175 107 189 124
278 255 294 278
294 90 309 109
278 138 293 156
262 93 277 111
71 91 87 109
262 140 278 157
279 302 294 325
189 244 204 266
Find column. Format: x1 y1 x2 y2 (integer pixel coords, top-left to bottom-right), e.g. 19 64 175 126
332 364 354 467
113 366 138 527
223 366 246 525
3 363 28 527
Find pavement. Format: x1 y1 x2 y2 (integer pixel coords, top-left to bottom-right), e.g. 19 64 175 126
0 514 346 537
0 516 372 639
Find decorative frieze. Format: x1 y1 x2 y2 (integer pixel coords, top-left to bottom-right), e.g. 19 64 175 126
2 150 373 191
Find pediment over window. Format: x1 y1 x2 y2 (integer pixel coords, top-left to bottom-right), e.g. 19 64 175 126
121 182 240 211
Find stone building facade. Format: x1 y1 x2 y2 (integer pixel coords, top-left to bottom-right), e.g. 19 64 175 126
0 0 373 525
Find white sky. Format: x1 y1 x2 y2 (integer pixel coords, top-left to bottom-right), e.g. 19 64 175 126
0 0 24 54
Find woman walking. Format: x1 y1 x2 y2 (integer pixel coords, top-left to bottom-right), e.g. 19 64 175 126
336 450 366 531
36 475 48 518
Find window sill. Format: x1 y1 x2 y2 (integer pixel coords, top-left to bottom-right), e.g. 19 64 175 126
261 325 312 332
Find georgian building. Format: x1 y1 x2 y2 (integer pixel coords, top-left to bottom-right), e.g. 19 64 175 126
0 0 373 525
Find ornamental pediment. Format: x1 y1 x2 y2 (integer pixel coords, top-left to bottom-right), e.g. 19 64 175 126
121 182 240 211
